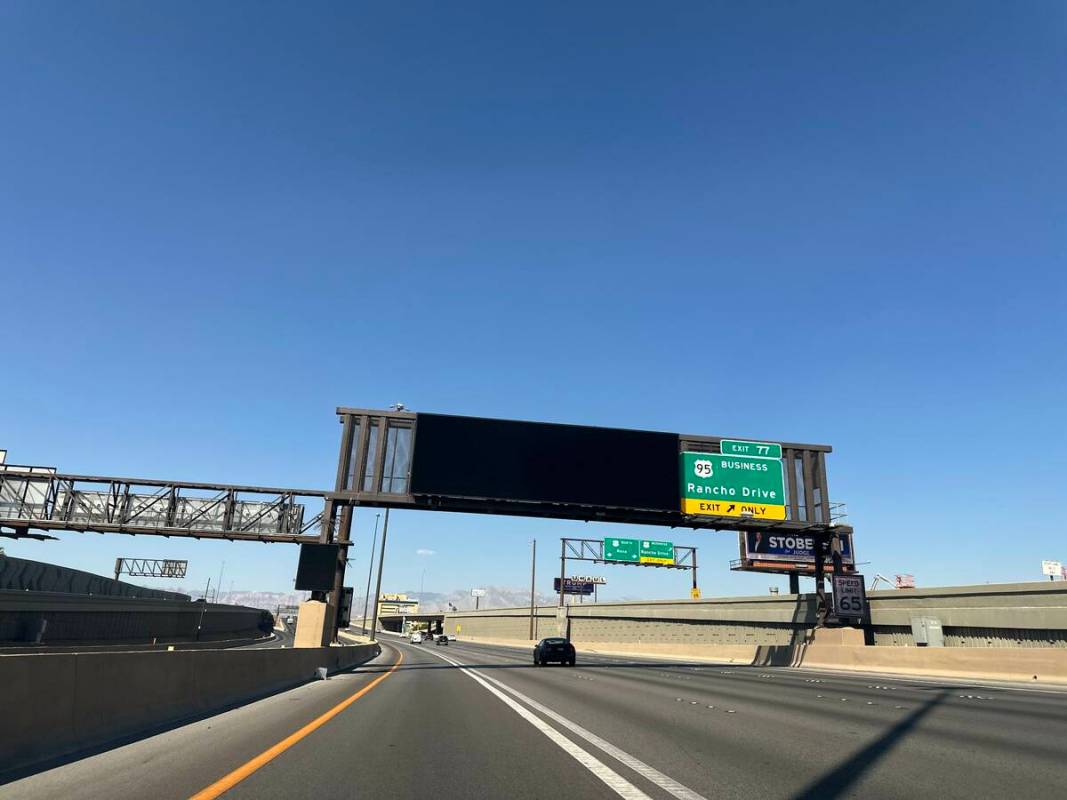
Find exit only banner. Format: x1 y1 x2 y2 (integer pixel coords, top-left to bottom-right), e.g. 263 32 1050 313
681 449 786 520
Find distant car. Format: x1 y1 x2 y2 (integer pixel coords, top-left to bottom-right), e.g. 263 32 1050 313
534 637 575 667
435 635 449 646
410 632 424 644
448 634 456 641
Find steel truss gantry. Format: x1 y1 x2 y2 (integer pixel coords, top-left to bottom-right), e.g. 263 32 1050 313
0 466 333 543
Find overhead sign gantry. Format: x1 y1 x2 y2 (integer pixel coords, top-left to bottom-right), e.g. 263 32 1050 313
331 408 836 531
0 408 852 641
326 408 848 629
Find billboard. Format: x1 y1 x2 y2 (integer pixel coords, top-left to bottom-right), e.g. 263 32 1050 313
554 577 595 595
737 530 855 573
410 413 679 512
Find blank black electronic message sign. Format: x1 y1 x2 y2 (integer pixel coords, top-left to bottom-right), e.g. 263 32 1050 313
294 543 340 591
410 413 679 512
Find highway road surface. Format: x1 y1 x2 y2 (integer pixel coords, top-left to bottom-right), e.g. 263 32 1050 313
235 627 294 649
6 636 1067 799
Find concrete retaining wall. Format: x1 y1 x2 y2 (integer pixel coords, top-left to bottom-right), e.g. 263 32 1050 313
444 607 559 642
800 644 1067 683
442 583 1067 683
442 582 1067 649
0 590 271 646
444 595 818 646
867 582 1067 647
0 642 380 776
0 555 189 601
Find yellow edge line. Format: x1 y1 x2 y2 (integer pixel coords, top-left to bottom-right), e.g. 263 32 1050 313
189 648 404 800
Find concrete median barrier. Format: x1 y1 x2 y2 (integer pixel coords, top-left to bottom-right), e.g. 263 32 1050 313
0 642 380 777
799 644 1067 683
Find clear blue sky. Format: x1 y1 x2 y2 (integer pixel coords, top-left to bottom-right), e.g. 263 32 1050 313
2 2 1065 602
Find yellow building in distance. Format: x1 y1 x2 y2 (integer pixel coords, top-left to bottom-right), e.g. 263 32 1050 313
377 593 419 620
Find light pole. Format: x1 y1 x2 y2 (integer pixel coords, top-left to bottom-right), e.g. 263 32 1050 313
420 568 426 607
369 508 391 643
361 513 380 637
529 539 537 641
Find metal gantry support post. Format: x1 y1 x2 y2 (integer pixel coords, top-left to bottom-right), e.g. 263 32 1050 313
558 539 567 607
813 531 828 623
830 528 844 576
691 547 699 597
789 573 800 595
329 504 354 638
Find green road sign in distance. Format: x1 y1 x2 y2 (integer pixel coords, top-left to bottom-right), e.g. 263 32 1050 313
604 537 640 562
603 538 674 564
719 439 782 460
639 539 674 565
681 451 786 520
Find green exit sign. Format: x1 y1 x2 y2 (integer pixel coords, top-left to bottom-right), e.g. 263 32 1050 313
603 538 674 565
604 537 640 562
719 439 782 460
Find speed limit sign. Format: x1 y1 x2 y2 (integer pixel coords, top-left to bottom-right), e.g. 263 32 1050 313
832 574 868 619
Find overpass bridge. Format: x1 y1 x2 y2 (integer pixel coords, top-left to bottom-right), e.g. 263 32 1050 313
377 612 445 634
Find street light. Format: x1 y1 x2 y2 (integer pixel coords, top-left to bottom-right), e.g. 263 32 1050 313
361 513 381 637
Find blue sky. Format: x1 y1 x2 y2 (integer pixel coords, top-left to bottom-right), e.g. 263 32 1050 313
2 2 1065 602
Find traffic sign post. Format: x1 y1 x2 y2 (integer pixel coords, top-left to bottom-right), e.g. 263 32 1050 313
681 450 786 521
832 574 868 622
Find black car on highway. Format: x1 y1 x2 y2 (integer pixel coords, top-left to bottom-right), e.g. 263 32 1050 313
435 634 449 645
533 637 575 666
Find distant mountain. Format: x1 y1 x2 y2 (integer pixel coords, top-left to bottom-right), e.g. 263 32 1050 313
404 586 554 613
163 587 308 610
159 585 610 614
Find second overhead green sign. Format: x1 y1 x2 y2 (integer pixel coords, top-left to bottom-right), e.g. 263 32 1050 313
603 537 675 565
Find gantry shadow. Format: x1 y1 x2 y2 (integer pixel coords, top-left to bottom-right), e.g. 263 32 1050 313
790 688 951 800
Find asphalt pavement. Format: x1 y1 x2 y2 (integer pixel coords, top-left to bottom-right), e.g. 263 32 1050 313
6 636 1067 799
235 627 294 649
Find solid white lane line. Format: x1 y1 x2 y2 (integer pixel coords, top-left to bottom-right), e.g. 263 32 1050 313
429 647 710 800
427 648 651 800
474 670 709 800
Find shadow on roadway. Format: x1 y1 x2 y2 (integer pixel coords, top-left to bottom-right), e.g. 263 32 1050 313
791 688 950 800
